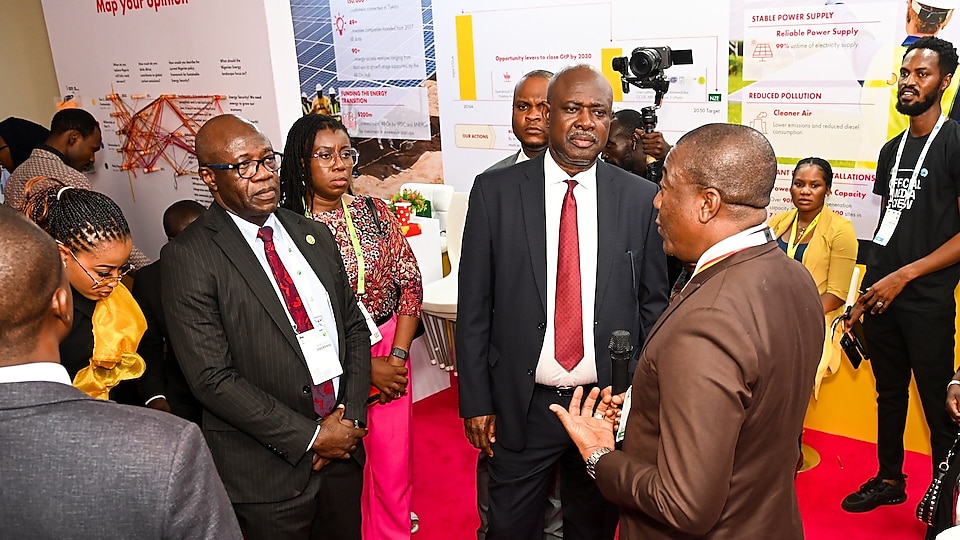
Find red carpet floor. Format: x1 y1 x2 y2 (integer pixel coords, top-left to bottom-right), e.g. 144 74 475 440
412 380 935 539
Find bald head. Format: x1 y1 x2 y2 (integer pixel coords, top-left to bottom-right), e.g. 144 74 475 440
163 200 206 240
672 123 776 210
0 205 72 362
195 114 262 165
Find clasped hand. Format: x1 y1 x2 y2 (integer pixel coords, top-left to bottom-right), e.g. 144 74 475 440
311 407 368 470
371 354 409 404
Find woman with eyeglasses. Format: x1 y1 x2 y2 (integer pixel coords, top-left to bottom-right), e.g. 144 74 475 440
279 114 423 540
21 177 147 404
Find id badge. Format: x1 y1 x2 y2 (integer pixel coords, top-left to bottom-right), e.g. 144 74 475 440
357 302 383 345
873 209 901 247
615 386 632 444
297 327 343 384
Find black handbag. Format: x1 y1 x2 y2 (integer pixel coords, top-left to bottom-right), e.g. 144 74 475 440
917 434 960 526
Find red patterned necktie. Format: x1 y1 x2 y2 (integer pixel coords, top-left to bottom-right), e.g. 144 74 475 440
555 180 584 371
258 226 336 417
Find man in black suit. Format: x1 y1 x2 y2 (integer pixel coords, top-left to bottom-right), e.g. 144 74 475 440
161 114 370 540
133 199 205 423
0 204 241 539
458 64 669 539
486 69 552 173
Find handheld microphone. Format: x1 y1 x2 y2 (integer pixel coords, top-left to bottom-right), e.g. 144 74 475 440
609 330 633 395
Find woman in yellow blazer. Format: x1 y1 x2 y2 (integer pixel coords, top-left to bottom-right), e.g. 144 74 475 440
769 157 858 397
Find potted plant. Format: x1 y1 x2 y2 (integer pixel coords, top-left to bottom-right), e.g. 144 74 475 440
389 189 430 217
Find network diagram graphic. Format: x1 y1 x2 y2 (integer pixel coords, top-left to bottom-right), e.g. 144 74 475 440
106 92 225 177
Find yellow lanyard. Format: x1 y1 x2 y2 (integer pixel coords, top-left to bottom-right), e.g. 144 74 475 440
341 197 366 295
787 210 820 260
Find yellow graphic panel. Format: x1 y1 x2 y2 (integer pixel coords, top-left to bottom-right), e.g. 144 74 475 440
456 15 477 101
601 48 623 103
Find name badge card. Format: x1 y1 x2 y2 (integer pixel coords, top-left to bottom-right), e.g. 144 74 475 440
873 209 901 247
297 327 343 384
357 302 383 345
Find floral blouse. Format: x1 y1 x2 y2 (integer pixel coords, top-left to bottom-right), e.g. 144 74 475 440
312 196 423 322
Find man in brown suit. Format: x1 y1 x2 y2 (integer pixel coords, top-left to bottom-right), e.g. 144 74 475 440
552 123 824 539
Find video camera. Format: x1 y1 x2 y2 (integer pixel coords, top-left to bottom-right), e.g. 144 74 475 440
612 46 693 132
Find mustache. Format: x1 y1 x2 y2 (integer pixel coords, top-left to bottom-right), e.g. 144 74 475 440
569 131 598 143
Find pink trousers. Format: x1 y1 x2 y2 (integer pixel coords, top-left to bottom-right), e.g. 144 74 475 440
361 313 413 539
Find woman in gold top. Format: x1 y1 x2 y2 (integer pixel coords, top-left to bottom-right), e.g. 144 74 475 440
21 178 146 402
769 157 859 396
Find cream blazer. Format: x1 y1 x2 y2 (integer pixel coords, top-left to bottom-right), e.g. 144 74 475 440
769 207 858 397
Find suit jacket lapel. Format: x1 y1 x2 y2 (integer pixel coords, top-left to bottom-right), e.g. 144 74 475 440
276 210 347 354
207 204 303 357
594 162 619 315
519 155 548 314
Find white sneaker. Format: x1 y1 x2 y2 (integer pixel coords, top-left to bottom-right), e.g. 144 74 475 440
410 511 420 534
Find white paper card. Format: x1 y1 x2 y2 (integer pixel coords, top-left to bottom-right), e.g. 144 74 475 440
297 327 343 385
615 386 632 444
873 209 901 247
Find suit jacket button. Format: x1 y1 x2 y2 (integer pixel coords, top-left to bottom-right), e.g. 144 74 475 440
527 369 534 376
302 385 311 394
537 322 546 330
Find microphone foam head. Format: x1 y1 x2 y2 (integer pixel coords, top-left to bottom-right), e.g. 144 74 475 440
609 330 632 353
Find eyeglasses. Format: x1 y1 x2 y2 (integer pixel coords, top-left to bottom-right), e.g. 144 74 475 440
312 148 359 168
62 245 135 288
201 152 283 179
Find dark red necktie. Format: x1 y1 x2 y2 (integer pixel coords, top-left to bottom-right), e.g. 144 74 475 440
555 180 584 371
258 226 336 417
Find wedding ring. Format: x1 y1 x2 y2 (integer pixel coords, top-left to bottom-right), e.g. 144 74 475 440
877 301 884 308
594 412 605 420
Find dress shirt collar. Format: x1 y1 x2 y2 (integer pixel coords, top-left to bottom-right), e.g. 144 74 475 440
37 144 70 165
693 223 774 277
543 149 597 191
0 362 73 385
516 150 531 164
227 210 282 245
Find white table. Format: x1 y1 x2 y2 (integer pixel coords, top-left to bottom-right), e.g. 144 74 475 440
406 217 451 401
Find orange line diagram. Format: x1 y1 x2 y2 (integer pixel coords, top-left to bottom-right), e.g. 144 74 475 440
107 92 225 176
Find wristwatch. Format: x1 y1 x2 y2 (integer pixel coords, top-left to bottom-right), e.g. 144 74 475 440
585 447 614 479
390 347 409 360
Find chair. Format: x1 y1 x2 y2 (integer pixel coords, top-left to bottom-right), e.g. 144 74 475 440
401 183 455 252
420 192 467 373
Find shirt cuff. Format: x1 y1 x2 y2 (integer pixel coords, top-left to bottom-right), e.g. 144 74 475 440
144 395 167 406
307 425 321 453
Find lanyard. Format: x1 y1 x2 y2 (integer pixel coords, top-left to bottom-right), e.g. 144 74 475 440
889 114 947 205
341 197 366 295
787 210 820 259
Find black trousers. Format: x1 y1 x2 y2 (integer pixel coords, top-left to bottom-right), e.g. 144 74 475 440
863 304 957 480
233 458 363 540
486 385 617 540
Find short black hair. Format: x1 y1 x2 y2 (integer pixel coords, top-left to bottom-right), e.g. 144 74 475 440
612 109 644 134
0 205 63 354
278 114 352 216
905 36 959 77
0 117 50 170
49 108 100 138
162 200 206 239
793 157 834 189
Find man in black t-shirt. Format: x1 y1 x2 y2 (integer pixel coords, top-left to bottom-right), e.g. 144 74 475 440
841 38 960 533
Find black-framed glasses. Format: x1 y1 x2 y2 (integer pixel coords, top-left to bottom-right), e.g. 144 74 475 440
201 152 282 179
312 148 359 168
61 244 134 288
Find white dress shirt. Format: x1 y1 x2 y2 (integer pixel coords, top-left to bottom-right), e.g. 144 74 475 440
0 362 72 385
228 212 341 397
535 151 599 386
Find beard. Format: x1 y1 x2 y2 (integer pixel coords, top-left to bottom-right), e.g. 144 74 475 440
896 89 938 116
